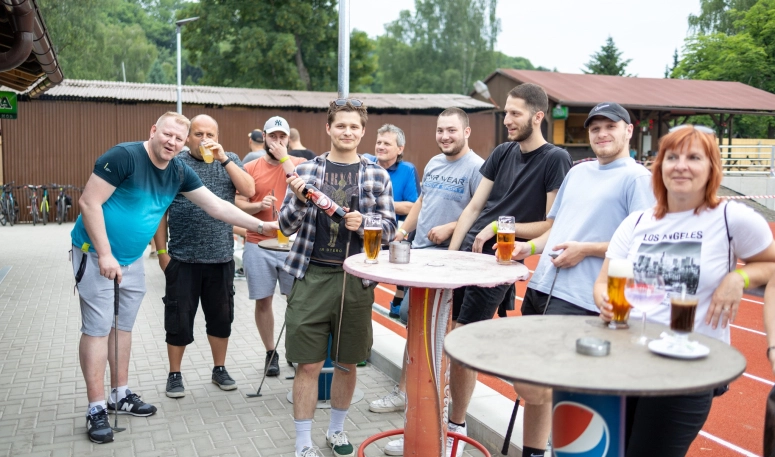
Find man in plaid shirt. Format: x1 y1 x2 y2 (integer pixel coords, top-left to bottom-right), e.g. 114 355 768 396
279 100 396 457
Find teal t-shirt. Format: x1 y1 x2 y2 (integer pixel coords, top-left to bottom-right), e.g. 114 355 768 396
71 142 203 265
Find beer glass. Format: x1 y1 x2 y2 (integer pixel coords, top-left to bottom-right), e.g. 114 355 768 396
199 143 214 164
277 229 290 248
670 289 699 348
607 258 634 329
624 272 666 345
496 215 515 265
364 213 382 264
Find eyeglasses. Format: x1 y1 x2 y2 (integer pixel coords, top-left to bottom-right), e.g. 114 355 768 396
332 98 363 107
669 124 716 135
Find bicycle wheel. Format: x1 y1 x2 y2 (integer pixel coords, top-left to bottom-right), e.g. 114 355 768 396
0 201 6 226
8 198 15 226
57 199 65 225
31 204 38 225
41 202 48 225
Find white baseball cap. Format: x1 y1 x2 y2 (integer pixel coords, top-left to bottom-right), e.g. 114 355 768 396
263 116 290 135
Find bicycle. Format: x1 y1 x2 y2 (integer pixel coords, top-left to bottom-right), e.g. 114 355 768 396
53 184 74 225
0 181 19 226
40 185 50 225
26 184 40 226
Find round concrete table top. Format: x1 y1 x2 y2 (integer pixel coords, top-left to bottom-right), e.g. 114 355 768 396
444 315 746 396
257 238 291 252
343 250 529 288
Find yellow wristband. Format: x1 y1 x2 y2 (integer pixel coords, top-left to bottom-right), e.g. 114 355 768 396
279 155 289 164
80 242 91 253
398 228 408 238
157 249 167 255
529 240 536 256
734 269 749 289
491 221 498 234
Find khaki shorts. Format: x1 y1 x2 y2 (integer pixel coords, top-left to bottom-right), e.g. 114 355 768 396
285 263 375 364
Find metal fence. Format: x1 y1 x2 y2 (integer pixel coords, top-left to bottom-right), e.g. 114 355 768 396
720 144 775 176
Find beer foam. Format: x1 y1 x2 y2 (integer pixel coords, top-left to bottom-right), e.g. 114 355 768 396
608 258 634 278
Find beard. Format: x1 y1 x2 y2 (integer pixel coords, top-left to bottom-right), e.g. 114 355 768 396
509 121 534 142
264 138 289 161
593 131 629 160
439 138 465 156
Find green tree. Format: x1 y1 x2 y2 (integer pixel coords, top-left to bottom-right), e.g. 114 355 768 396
582 36 632 76
688 0 758 34
179 0 376 91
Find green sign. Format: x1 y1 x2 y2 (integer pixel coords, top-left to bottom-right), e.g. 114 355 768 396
552 105 568 120
0 91 18 119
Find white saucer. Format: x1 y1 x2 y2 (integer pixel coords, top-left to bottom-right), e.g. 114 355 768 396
648 337 710 359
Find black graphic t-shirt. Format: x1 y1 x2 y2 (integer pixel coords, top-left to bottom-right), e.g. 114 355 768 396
311 160 360 264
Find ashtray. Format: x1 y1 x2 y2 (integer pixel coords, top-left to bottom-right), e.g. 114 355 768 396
576 337 610 357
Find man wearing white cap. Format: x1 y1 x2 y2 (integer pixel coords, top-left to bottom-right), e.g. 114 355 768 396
236 116 304 377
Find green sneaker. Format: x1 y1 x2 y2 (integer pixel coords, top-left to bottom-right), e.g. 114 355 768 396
326 430 355 457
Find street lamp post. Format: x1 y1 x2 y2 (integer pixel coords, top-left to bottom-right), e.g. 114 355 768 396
176 16 199 114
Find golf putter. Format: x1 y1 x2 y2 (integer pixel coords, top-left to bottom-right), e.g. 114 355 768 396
543 252 562 315
247 321 287 398
333 195 359 373
112 278 126 432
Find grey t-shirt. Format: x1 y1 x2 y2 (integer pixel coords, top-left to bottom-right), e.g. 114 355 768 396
168 151 244 263
413 151 484 249
528 157 654 311
243 150 265 163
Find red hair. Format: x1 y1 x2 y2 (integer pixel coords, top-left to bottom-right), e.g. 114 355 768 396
651 126 722 219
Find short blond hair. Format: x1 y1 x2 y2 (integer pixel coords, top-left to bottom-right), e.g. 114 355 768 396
156 111 190 130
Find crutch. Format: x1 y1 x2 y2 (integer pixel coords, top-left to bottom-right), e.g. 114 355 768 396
112 278 126 432
247 321 287 398
333 195 359 373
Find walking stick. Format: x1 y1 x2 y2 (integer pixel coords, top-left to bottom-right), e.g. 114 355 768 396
247 321 287 398
112 278 126 432
333 195 359 373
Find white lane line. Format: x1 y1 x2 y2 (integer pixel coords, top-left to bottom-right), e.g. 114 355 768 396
742 297 764 305
730 324 766 336
376 285 395 296
743 372 775 386
698 431 759 457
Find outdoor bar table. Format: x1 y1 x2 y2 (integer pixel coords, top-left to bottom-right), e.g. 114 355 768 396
257 238 291 252
343 249 529 456
444 315 747 457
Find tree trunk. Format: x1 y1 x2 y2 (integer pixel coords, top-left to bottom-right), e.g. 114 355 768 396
294 34 311 91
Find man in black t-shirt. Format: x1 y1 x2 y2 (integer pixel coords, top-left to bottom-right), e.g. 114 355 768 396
289 127 316 160
447 84 572 457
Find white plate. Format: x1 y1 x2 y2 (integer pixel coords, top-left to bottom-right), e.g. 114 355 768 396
648 337 710 359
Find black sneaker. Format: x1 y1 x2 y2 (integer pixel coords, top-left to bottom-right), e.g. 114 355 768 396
86 405 113 444
107 390 157 416
166 372 185 398
265 350 280 377
212 366 237 390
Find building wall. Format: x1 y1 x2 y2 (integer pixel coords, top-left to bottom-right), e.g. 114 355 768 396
0 100 496 220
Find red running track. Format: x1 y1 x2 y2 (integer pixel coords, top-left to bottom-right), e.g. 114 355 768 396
371 250 774 456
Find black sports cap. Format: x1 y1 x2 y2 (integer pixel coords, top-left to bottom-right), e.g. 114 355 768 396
249 129 264 143
583 102 631 128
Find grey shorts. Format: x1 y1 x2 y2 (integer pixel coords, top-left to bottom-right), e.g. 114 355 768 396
72 246 146 336
243 242 294 299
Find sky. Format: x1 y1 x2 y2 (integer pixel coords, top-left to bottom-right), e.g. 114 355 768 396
349 0 702 79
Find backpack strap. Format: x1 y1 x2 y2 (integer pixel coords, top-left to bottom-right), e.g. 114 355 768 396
724 200 733 272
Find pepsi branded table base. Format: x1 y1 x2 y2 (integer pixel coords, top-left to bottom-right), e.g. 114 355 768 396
552 392 624 457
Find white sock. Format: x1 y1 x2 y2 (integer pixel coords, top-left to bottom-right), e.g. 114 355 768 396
328 407 348 434
111 385 129 403
294 419 313 454
87 400 106 414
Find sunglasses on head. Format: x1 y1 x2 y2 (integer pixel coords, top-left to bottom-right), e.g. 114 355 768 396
669 124 716 135
333 98 363 107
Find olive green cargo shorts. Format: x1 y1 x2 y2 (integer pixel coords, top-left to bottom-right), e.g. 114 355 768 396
285 263 375 364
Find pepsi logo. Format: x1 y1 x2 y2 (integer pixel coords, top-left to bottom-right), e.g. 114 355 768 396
552 402 610 457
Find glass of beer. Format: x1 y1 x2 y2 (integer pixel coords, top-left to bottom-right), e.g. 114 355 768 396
277 229 290 248
670 289 699 348
496 216 515 265
364 213 382 264
607 258 634 329
199 142 214 164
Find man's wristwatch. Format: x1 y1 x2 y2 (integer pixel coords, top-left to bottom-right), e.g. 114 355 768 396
257 221 264 235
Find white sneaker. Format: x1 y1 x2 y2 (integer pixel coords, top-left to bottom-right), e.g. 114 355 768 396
326 430 355 457
384 437 404 455
446 422 466 457
296 446 323 457
369 386 406 413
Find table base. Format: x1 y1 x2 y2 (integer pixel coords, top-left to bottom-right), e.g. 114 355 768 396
356 429 491 457
552 391 625 457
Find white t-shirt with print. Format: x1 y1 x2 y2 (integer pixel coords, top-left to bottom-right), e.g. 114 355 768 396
607 201 772 343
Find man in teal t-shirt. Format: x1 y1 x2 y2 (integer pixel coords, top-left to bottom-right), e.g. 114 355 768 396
72 112 267 445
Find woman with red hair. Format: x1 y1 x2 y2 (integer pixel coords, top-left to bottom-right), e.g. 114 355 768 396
593 125 775 456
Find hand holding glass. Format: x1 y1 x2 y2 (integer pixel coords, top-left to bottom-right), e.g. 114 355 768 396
624 272 666 345
364 213 382 264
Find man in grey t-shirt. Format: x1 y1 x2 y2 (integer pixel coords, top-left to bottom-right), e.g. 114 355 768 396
369 107 484 456
153 114 256 398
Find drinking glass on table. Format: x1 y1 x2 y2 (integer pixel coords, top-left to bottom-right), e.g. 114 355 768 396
607 258 634 329
669 287 699 350
496 216 515 265
364 213 382 264
624 271 666 345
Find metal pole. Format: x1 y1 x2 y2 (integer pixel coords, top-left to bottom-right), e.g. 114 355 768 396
337 0 350 99
176 25 182 114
